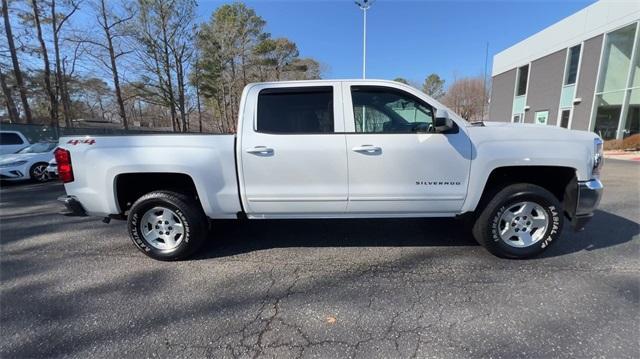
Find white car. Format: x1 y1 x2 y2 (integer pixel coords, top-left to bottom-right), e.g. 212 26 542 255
57 79 603 261
0 131 30 155
0 142 58 182
47 158 58 178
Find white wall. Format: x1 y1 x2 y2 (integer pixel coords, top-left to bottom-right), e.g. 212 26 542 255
492 0 640 76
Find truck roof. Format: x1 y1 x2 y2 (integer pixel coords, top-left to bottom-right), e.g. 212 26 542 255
247 79 405 86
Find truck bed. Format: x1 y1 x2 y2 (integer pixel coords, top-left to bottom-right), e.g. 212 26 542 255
59 134 242 218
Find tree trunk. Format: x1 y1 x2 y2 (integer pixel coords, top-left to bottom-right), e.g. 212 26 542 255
159 9 178 132
61 60 73 127
100 0 128 129
175 51 187 132
31 0 58 127
0 67 19 122
51 0 72 127
2 0 32 123
195 72 203 133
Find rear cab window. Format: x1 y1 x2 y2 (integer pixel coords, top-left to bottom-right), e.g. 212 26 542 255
256 87 335 134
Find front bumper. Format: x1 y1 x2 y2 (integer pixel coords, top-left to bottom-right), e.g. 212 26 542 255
0 164 29 181
565 178 603 231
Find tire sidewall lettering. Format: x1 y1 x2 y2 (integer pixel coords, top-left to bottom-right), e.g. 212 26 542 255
491 206 506 243
540 205 560 249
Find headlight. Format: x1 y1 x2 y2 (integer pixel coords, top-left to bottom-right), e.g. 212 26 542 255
592 137 603 176
0 160 28 168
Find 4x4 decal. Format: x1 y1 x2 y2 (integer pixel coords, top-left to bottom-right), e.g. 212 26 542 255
67 139 95 145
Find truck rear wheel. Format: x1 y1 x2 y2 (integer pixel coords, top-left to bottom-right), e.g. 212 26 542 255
127 191 208 261
472 183 563 259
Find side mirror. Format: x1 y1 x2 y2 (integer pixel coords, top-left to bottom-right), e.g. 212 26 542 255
432 109 455 133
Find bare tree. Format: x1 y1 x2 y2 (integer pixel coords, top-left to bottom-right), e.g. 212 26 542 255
441 76 488 121
51 0 80 127
0 65 19 121
2 0 32 123
77 0 133 129
134 0 196 132
30 0 58 127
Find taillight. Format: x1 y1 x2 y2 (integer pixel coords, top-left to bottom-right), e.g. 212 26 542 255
54 147 74 183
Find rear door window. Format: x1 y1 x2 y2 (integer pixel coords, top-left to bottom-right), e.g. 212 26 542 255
257 87 334 134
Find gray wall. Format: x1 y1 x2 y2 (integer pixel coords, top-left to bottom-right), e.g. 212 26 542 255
524 49 566 124
488 69 517 122
572 34 603 131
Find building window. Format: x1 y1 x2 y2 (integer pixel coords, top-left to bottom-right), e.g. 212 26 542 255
592 22 639 140
597 24 636 93
624 89 639 138
560 109 571 128
513 114 524 123
535 111 549 125
565 44 581 85
594 91 625 140
516 65 529 96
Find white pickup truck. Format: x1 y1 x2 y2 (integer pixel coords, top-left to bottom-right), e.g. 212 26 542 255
56 80 603 261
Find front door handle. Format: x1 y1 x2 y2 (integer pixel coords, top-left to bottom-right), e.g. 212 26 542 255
246 146 274 155
352 145 381 153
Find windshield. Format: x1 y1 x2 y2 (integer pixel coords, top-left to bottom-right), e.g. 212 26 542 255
16 142 57 154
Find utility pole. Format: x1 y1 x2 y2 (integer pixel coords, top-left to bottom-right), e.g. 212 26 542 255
355 0 373 79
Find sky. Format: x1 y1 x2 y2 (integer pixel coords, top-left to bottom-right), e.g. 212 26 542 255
198 0 596 85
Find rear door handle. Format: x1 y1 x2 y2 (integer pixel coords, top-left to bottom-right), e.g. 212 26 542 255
352 145 381 153
245 146 274 155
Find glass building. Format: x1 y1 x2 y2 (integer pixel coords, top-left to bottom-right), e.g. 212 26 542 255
592 23 639 140
489 0 640 141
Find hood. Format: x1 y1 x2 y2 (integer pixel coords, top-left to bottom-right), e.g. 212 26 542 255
467 121 599 142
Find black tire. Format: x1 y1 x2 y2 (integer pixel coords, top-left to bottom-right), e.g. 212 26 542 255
29 162 50 182
472 183 563 259
127 191 208 261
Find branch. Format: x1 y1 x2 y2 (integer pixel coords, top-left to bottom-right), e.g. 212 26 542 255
55 0 82 34
68 37 109 51
107 13 134 31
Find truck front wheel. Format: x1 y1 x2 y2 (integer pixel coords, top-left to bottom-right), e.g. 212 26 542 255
127 191 208 261
472 183 564 259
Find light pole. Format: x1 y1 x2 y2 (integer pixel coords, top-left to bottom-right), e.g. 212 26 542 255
355 0 373 79
355 0 373 131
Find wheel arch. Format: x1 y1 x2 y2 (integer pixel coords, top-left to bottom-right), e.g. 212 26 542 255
114 172 202 215
468 165 578 216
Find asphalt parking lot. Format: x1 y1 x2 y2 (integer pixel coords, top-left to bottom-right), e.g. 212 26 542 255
1 160 638 358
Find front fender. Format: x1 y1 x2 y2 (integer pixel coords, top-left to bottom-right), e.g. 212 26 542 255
461 139 591 213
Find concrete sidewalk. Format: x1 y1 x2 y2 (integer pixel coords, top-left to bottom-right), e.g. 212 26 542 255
604 150 640 162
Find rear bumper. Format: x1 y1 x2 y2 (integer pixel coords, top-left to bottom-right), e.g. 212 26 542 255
566 178 603 231
58 195 87 216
